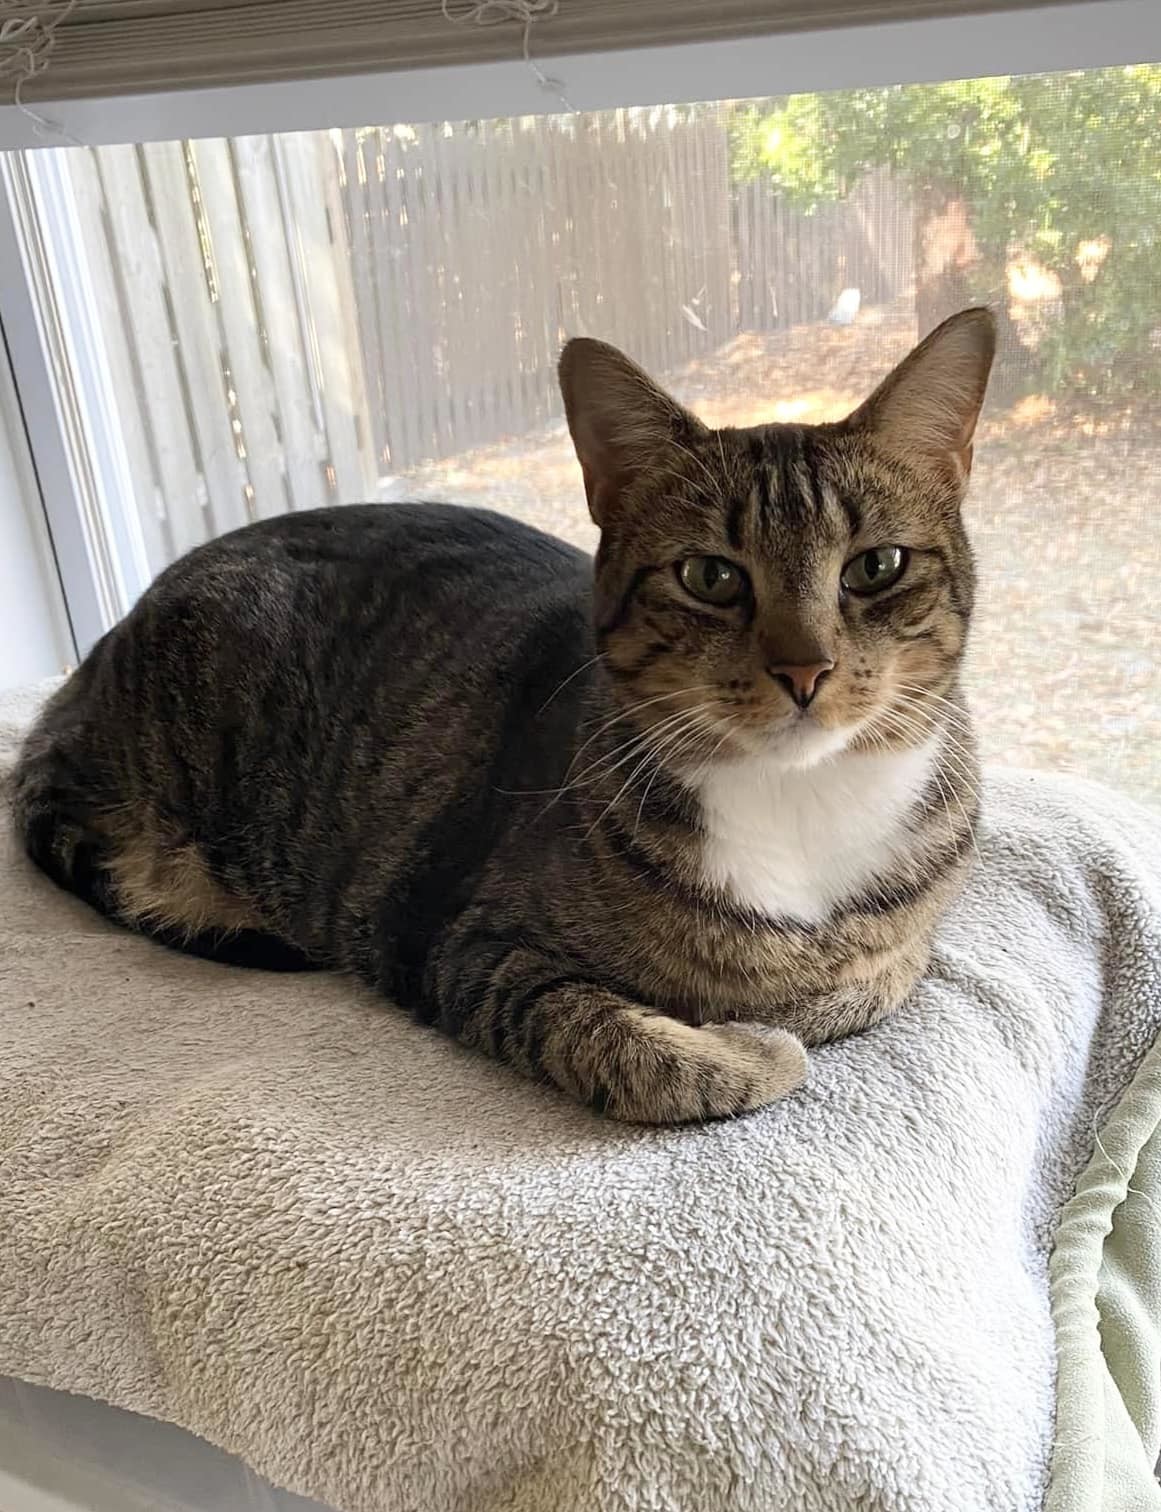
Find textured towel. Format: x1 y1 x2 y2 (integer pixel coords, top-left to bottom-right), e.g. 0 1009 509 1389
1 681 1160 1512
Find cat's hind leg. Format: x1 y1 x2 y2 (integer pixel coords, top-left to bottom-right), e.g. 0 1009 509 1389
12 699 315 972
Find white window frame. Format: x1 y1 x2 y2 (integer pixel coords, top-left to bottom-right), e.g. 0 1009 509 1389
0 0 1157 655
0 152 151 656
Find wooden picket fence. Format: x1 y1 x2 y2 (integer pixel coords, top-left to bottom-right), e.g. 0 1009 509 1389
62 112 912 575
340 117 912 475
732 171 913 332
68 134 376 573
340 113 737 475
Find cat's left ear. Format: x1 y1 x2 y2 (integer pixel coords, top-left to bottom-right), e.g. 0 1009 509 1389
559 338 706 526
846 307 996 486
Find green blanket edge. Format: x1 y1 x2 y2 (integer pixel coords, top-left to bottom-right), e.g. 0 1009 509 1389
1048 1031 1161 1510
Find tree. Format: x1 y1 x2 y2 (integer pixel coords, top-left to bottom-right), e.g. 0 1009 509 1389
730 69 1161 401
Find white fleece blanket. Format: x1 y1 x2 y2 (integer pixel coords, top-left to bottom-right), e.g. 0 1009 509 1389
1 681 1160 1512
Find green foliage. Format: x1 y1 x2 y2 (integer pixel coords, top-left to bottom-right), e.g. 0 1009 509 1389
730 69 1161 400
730 94 845 209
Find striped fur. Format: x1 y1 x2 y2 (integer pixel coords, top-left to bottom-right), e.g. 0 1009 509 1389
11 310 994 1123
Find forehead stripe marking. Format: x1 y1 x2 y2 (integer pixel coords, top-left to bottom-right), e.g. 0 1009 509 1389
725 492 749 551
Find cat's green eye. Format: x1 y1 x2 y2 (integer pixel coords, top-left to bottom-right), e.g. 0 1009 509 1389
841 546 908 596
677 556 748 608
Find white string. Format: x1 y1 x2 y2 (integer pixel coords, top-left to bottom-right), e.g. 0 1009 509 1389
1093 1124 1161 1225
441 0 576 113
0 0 83 145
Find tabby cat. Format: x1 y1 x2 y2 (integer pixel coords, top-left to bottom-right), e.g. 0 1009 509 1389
13 308 994 1124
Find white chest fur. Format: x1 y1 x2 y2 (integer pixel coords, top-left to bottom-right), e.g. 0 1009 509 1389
693 739 939 925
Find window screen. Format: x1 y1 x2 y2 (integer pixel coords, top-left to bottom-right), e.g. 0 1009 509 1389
14 67 1161 805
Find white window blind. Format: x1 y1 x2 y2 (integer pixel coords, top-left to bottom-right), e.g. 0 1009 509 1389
4 0 1108 104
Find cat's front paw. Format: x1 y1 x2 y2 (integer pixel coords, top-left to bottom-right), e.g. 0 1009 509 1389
604 1015 807 1125
706 1021 809 1108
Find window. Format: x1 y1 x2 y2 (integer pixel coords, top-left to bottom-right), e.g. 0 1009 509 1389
4 65 1160 804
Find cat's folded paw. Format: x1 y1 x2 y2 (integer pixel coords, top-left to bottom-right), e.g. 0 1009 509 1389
604 1014 807 1125
705 1021 809 1106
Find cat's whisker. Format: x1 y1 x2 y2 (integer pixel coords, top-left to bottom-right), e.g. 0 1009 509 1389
582 721 702 806
548 708 702 801
580 745 677 842
537 652 606 714
879 696 979 774
871 703 981 796
914 753 964 853
657 712 729 780
852 717 971 879
892 707 981 793
585 710 720 843
893 684 976 734
496 713 683 800
631 713 734 837
893 708 977 762
576 705 697 775
684 722 735 793
551 705 718 820
860 704 928 753
871 707 982 862
566 684 717 779
519 705 707 815
885 727 981 810
890 678 961 702
570 703 716 790
632 720 715 839
930 744 981 794
893 681 971 717
877 693 946 743
936 772 982 864
571 686 697 754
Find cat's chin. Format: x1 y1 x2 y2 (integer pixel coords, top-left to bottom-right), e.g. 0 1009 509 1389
752 718 855 772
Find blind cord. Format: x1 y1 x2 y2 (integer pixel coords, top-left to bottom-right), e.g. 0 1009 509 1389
441 0 576 112
0 0 81 143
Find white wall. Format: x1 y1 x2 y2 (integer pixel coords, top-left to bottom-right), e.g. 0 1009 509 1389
0 351 74 690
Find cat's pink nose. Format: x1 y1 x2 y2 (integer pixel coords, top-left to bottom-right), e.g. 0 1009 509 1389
766 659 835 710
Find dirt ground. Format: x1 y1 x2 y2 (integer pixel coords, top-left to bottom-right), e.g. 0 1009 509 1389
393 302 1161 810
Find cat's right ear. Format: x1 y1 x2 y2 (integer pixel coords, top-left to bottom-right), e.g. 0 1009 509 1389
845 307 996 487
559 338 705 526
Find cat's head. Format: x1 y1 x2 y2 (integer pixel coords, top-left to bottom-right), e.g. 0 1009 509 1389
559 309 995 770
